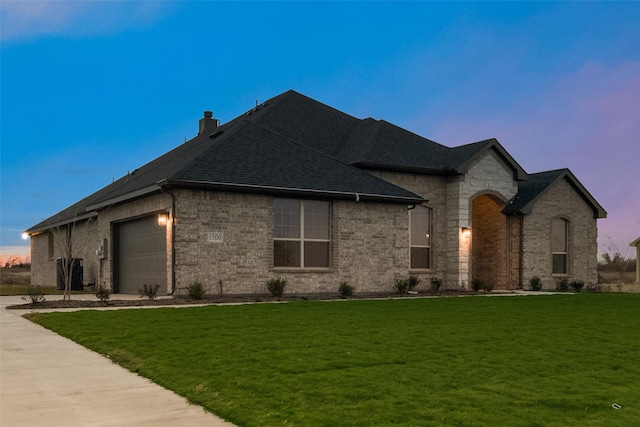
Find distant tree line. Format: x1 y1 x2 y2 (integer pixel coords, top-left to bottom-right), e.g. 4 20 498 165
0 254 31 268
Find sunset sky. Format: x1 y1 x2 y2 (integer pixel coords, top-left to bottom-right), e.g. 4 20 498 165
1 1 639 257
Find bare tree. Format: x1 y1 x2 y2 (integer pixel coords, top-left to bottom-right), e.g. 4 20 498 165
53 216 92 301
601 235 635 283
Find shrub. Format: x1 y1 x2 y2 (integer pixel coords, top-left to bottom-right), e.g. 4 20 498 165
408 276 420 291
266 278 287 297
482 281 494 292
338 282 355 298
186 282 205 300
570 280 585 293
395 276 420 294
22 285 46 304
138 284 160 300
430 277 442 293
555 278 570 292
529 276 542 291
472 279 483 292
395 278 409 294
95 285 111 304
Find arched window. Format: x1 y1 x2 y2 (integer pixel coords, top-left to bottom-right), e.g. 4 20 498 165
551 218 569 274
410 206 432 269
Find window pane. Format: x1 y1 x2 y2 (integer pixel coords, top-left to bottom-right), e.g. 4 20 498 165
273 199 331 269
274 199 300 239
410 207 431 246
411 247 430 269
304 200 330 240
274 240 300 267
553 253 567 274
304 241 330 267
551 219 567 252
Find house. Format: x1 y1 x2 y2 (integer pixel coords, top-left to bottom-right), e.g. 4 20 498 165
632 237 640 283
25 90 606 295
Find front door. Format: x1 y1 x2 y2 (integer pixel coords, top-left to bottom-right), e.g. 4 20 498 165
471 195 508 290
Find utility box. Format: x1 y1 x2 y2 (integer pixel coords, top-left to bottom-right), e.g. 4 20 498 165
56 258 84 290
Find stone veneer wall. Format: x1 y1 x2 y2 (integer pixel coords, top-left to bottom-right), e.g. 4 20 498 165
30 190 411 295
31 162 598 295
370 149 519 290
30 232 56 287
507 215 524 289
171 189 409 295
30 219 101 288
452 150 519 289
366 170 448 290
31 193 172 291
522 177 599 289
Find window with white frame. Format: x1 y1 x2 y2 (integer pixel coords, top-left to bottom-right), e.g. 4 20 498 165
410 205 432 269
551 218 569 274
274 199 330 268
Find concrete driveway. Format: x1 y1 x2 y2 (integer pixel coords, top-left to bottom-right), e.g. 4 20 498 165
0 295 235 427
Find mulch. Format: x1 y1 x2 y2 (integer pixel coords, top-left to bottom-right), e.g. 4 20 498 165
7 291 469 310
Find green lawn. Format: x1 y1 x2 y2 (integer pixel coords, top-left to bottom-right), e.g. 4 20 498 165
28 294 640 426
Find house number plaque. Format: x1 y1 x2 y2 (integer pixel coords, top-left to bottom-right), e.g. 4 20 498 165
207 232 224 243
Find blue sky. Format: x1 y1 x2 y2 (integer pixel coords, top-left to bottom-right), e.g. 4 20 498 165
1 1 639 257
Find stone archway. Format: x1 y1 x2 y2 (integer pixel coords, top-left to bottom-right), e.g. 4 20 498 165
471 194 508 290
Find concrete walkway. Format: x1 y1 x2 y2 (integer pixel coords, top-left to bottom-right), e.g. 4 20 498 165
0 295 235 427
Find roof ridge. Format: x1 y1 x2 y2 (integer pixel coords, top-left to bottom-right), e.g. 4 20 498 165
247 119 377 172
527 168 568 176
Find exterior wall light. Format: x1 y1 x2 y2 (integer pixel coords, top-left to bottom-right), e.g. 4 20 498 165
461 227 471 237
157 214 168 226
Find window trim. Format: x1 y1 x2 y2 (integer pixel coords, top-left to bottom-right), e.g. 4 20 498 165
273 199 331 269
551 218 569 275
409 205 433 270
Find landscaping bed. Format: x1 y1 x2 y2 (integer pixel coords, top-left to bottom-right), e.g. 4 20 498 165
6 290 469 310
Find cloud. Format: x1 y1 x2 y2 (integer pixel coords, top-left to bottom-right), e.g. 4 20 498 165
0 0 173 43
425 61 640 253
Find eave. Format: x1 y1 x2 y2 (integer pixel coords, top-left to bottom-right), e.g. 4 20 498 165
25 211 99 236
352 162 458 176
158 179 427 205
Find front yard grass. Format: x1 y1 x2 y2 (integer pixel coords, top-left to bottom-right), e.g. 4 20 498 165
27 294 640 426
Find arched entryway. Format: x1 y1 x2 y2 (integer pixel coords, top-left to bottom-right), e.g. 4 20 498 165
471 194 508 290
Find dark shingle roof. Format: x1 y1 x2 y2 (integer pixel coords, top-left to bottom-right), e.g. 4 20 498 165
26 89 604 233
27 92 429 232
448 139 527 179
337 119 452 172
503 169 607 218
166 120 424 202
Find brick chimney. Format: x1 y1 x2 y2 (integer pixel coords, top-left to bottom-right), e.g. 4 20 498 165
199 111 219 135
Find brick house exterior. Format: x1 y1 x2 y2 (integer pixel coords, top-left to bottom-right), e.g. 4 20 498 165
26 90 606 295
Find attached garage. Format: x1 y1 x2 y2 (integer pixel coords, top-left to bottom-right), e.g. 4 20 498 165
114 215 168 295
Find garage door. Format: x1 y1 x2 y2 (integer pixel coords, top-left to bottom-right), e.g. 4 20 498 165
115 215 167 295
